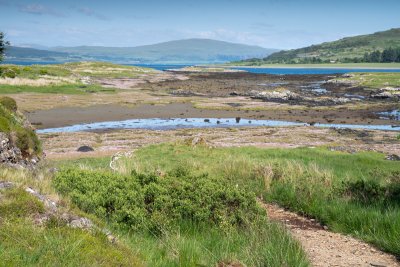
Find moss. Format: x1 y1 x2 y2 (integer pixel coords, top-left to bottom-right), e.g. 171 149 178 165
0 116 11 132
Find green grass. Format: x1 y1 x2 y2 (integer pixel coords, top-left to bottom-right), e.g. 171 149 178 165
56 143 400 257
0 84 116 94
121 220 307 267
0 61 156 94
336 72 400 88
0 62 156 80
0 187 143 267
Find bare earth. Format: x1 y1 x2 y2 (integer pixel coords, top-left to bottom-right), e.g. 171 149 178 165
262 202 400 267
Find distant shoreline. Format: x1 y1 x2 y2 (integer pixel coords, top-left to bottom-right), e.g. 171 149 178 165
219 63 400 70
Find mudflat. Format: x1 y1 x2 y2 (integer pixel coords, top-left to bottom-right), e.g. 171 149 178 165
26 102 397 129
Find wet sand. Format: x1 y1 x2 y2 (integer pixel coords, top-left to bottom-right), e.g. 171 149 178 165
26 102 398 129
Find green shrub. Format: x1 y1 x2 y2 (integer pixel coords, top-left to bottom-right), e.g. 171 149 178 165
39 69 49 75
343 179 385 204
386 171 400 205
0 96 18 112
54 168 263 234
1 69 16 78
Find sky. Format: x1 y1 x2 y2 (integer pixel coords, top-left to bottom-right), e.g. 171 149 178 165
0 0 399 49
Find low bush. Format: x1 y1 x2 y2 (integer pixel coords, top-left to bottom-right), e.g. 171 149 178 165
39 69 49 75
53 165 309 266
343 179 385 204
54 167 263 234
343 169 400 206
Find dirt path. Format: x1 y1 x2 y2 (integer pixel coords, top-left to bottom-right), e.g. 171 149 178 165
261 202 399 267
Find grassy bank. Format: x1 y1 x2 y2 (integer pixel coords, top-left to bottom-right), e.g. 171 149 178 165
0 168 143 266
57 143 400 257
0 96 41 155
333 72 400 88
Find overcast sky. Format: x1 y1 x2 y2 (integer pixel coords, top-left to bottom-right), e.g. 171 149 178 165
0 0 399 49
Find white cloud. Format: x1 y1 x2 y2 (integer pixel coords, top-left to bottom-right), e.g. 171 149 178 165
18 4 65 17
74 7 110 21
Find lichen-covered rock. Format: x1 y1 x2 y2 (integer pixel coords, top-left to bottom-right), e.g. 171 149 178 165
370 87 400 100
0 133 39 168
253 90 299 101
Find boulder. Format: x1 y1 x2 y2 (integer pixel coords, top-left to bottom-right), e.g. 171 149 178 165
0 181 14 190
386 154 400 161
370 87 400 100
254 90 299 101
77 145 94 152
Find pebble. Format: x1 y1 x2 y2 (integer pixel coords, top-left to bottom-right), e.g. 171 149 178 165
370 262 387 267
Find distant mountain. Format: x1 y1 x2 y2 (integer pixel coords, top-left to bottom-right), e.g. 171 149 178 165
15 43 51 50
49 39 277 64
238 28 400 65
3 46 77 63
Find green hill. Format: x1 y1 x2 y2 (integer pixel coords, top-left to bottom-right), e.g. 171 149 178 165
239 28 400 65
4 46 78 63
50 39 277 64
4 39 276 64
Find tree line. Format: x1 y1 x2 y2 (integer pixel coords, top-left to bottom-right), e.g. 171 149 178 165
363 47 400 63
0 31 9 62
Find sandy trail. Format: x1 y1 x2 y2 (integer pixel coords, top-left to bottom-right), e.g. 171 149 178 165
261 202 399 267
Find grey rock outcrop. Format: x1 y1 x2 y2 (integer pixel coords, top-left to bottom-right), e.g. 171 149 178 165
370 87 400 100
0 133 39 169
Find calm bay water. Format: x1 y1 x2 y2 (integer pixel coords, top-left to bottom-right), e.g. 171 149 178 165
1 61 193 71
37 117 400 134
231 67 400 75
3 61 400 74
